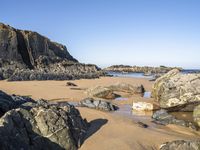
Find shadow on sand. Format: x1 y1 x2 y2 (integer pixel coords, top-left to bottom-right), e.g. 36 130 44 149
82 119 108 143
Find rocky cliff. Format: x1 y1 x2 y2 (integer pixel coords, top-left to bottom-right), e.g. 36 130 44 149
0 23 104 81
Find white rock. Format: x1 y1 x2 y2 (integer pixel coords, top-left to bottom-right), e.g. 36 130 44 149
132 102 154 111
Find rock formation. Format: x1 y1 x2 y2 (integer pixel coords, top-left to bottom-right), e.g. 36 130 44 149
104 65 182 74
152 69 200 110
160 140 200 150
0 23 104 81
0 90 88 150
79 98 117 111
86 83 145 99
152 109 197 129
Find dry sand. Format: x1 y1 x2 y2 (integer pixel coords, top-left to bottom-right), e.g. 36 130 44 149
0 77 200 150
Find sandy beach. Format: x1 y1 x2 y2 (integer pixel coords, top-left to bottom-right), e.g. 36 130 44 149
0 77 200 150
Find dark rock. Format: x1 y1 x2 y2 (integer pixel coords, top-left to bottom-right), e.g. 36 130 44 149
152 109 197 130
66 82 77 87
160 140 200 150
104 65 182 74
79 98 117 111
0 90 88 150
0 23 105 81
137 121 148 128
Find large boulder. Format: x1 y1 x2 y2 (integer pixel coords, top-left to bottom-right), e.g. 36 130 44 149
0 23 104 81
0 91 88 150
152 69 200 110
86 86 116 99
193 105 200 127
0 90 35 117
160 140 200 150
108 83 145 94
86 83 145 99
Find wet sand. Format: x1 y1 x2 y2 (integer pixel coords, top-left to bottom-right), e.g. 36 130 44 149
0 77 200 150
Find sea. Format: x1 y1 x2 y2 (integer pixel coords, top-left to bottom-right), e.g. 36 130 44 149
106 69 200 79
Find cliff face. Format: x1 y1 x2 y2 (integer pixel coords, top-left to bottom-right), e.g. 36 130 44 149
0 23 103 81
0 23 77 68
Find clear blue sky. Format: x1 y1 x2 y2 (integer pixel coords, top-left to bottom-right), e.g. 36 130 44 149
1 0 200 69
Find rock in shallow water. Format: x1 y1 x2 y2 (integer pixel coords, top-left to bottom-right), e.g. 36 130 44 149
160 140 200 150
132 102 158 111
152 109 197 129
0 91 88 150
152 69 200 111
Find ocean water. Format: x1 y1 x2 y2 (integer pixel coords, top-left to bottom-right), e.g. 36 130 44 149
107 69 200 79
107 71 154 79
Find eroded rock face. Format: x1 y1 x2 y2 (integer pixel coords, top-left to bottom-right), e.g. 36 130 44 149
152 69 200 110
0 91 88 150
0 23 104 81
160 140 200 150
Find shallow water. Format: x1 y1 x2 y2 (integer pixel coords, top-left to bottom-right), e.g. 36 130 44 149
107 71 154 79
115 97 128 101
113 104 152 122
143 91 151 98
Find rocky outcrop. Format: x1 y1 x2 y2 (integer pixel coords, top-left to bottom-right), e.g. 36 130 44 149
152 109 197 129
160 140 200 150
0 90 88 150
79 98 117 111
0 23 104 81
104 65 182 74
152 69 200 110
86 83 145 99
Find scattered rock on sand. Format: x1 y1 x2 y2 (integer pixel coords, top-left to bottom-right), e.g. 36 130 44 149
66 82 77 87
193 105 200 127
86 83 145 99
160 140 200 150
152 69 200 110
152 109 197 129
108 83 145 94
79 98 117 111
137 121 149 128
0 90 88 150
86 86 116 99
